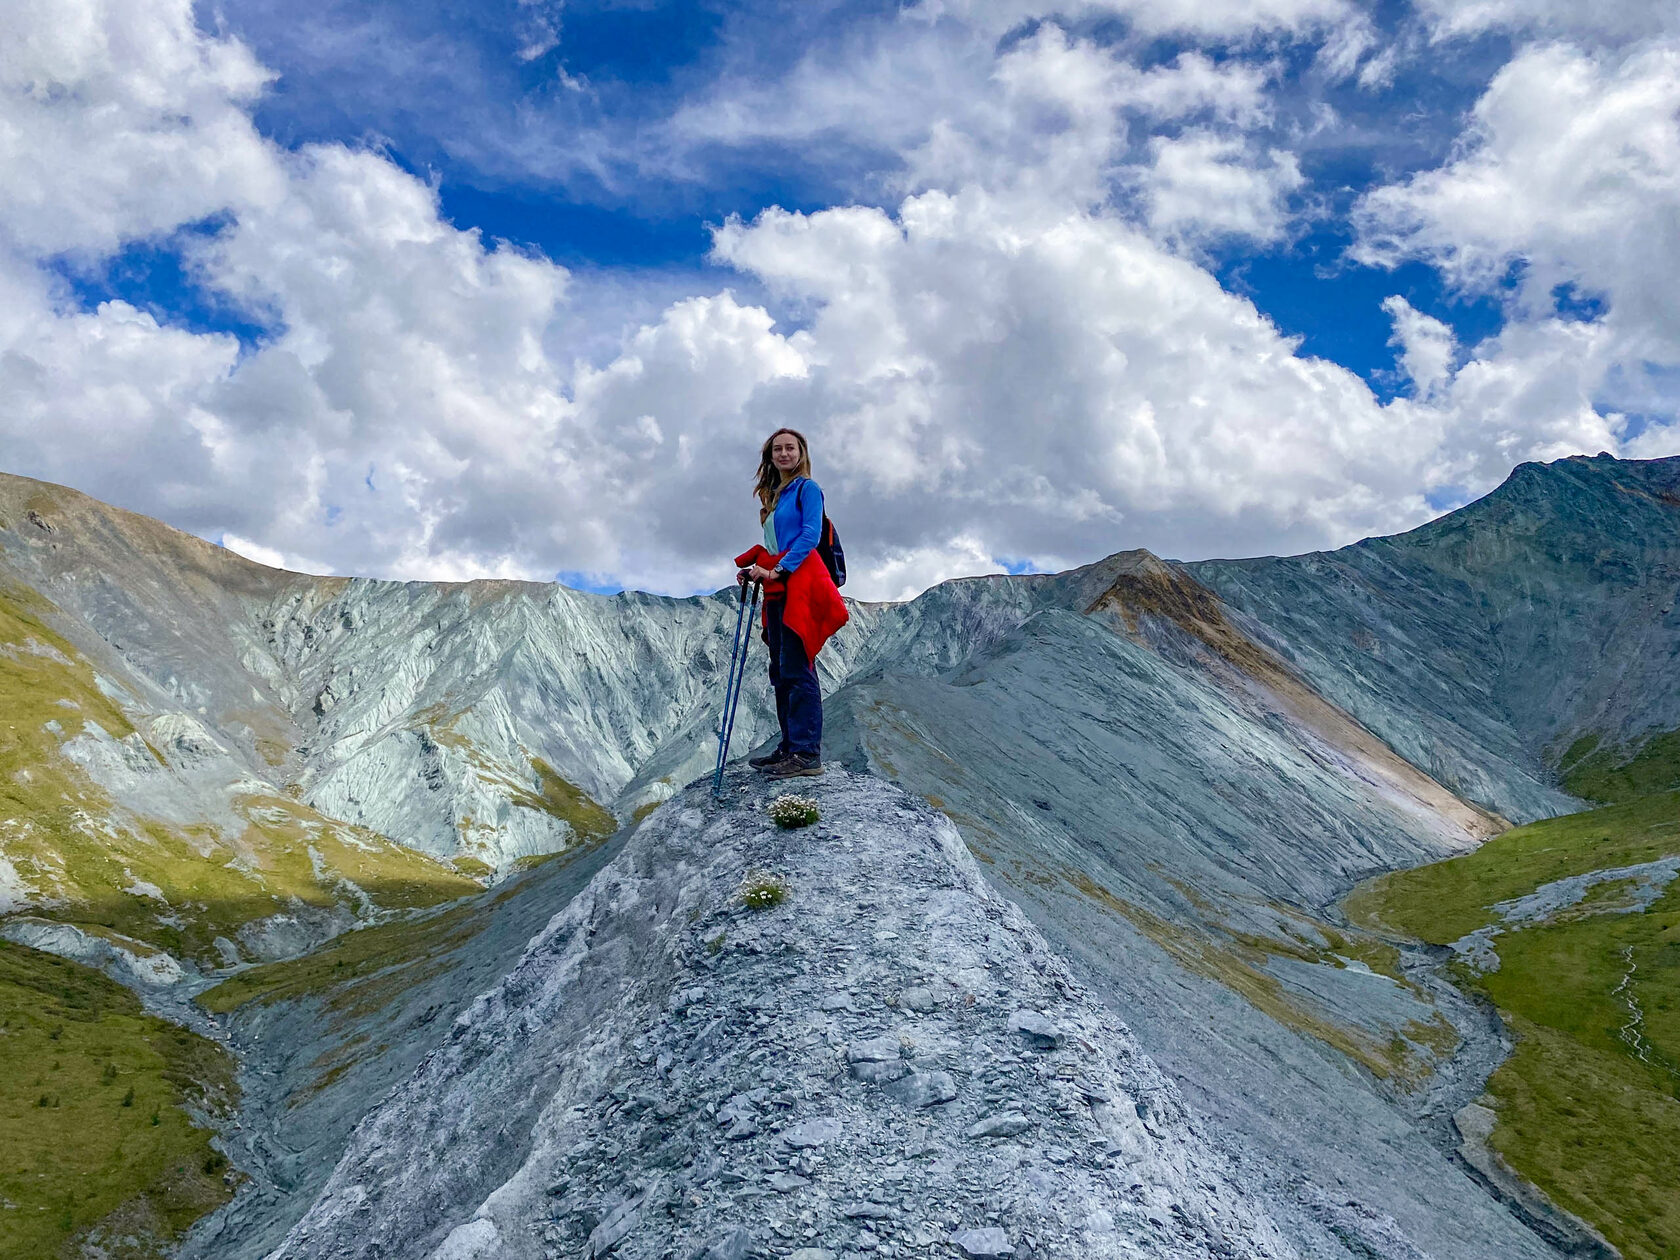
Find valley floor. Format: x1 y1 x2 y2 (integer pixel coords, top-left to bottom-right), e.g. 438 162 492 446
1346 789 1680 1260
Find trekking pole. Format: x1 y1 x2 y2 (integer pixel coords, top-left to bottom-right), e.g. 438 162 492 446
712 578 761 796
711 578 758 795
711 580 751 794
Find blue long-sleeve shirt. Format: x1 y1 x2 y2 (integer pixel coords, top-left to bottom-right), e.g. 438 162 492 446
767 476 823 575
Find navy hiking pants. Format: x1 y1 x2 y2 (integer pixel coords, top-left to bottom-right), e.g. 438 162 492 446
764 597 822 757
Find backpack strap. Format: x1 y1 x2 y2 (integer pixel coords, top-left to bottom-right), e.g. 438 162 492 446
796 477 830 540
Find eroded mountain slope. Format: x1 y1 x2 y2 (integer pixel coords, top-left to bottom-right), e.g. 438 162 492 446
180 831 630 1260
6 458 1675 1260
1194 454 1680 822
0 474 884 877
0 542 479 977
822 565 1556 1259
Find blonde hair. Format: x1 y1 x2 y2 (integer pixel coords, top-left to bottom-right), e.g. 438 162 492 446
754 428 813 518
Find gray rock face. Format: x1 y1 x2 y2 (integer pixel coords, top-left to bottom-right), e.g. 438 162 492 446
262 579 879 863
271 771 1295 1260
0 472 883 879
1193 453 1680 824
820 606 1561 1259
0 917 187 988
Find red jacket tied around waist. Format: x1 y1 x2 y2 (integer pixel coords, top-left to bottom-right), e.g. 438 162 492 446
734 544 849 664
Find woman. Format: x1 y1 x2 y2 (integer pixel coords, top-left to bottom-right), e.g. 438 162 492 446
733 428 848 779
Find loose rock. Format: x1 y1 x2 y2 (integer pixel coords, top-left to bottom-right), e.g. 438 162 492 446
846 1036 903 1063
781 1117 843 1149
967 1112 1032 1140
1008 1010 1062 1051
268 771 1296 1260
950 1226 1015 1258
883 1069 958 1109
840 1202 896 1220
695 1225 753 1260
899 987 937 1013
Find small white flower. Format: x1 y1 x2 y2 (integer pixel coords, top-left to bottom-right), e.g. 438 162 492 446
767 794 821 829
739 869 788 910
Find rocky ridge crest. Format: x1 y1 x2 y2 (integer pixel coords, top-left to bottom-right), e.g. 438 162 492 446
273 769 1295 1260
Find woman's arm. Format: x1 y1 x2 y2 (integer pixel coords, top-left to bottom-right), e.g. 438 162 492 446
775 479 824 576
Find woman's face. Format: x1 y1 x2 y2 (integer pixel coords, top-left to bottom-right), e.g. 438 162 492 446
770 433 802 474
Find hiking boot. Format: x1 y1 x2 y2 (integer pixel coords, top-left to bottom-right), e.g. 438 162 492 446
749 747 791 770
765 753 823 779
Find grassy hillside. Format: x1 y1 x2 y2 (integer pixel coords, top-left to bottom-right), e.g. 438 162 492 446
0 941 237 1259
1558 728 1680 805
1345 790 1680 1260
0 582 482 967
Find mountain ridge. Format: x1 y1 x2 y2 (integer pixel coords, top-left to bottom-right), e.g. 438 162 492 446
5 455 1680 1259
1193 452 1680 822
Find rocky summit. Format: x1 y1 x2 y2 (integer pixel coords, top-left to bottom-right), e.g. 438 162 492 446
274 770 1292 1260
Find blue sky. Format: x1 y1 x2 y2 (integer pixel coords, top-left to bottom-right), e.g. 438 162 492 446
4 0 1677 597
181 0 1488 374
78 0 1517 389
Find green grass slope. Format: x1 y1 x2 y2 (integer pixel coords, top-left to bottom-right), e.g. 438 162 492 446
1 582 482 966
0 941 237 1259
1346 791 1680 1260
1558 728 1680 805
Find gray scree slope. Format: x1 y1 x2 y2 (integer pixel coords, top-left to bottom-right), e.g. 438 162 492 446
820 596 1559 1259
1192 452 1680 823
177 835 632 1260
274 770 1296 1260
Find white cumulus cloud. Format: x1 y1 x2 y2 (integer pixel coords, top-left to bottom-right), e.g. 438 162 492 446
1412 0 1679 44
0 0 280 256
1356 39 1680 459
1382 296 1456 400
713 187 1441 567
1138 131 1305 249
1 0 1675 605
